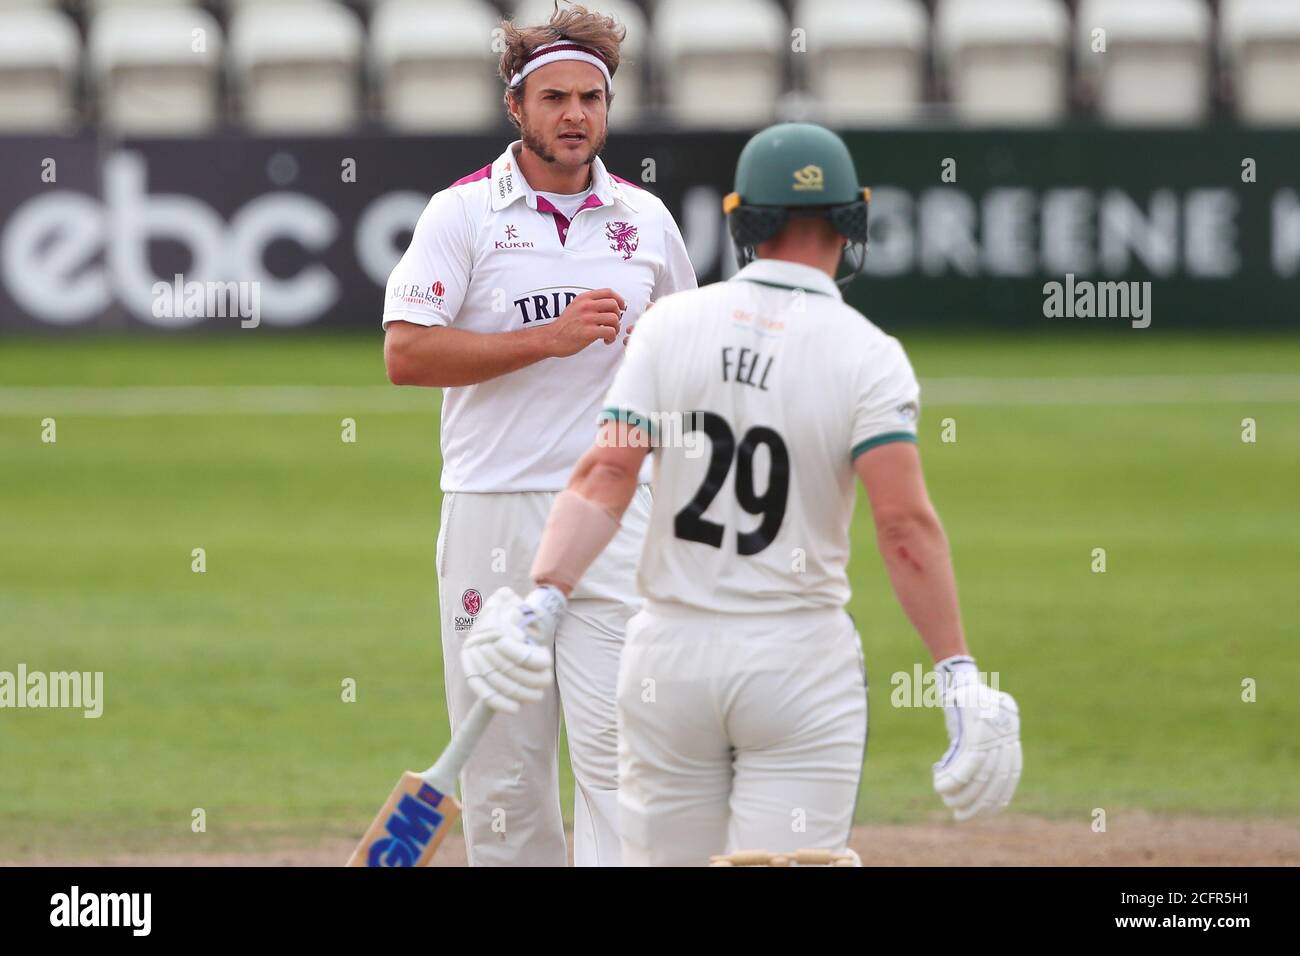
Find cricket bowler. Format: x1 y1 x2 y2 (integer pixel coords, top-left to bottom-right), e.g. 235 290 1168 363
381 4 697 866
463 123 1022 865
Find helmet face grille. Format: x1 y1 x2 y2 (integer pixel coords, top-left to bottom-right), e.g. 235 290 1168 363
728 205 788 248
729 200 869 248
726 194 870 283
828 200 869 244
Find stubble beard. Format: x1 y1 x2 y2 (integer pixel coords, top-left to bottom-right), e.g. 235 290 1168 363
520 112 609 169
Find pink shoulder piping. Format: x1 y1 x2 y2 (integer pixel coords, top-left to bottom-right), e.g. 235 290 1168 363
448 163 492 188
609 172 646 191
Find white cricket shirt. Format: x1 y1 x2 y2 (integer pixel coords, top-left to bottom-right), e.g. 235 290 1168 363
601 258 921 614
383 140 697 492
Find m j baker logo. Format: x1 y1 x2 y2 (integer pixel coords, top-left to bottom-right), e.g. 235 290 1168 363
391 280 445 309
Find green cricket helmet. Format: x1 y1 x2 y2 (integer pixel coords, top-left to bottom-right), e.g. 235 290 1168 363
723 122 871 287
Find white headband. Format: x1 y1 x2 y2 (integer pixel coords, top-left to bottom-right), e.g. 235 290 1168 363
508 39 613 91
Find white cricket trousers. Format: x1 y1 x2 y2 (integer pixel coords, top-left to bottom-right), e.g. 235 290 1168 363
616 603 868 867
436 486 650 867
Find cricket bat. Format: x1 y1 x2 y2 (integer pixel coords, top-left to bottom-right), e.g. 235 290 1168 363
346 699 495 867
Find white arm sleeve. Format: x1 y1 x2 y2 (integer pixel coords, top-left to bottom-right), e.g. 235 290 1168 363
381 188 473 330
850 336 921 460
599 308 664 437
653 211 698 300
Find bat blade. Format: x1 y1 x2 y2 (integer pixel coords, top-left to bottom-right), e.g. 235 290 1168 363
346 772 461 867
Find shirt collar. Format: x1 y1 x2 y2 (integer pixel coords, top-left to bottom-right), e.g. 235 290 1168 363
729 258 843 300
491 140 639 215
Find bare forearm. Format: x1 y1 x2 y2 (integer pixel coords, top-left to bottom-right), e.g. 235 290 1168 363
877 514 969 663
531 443 646 596
387 326 550 387
568 456 640 521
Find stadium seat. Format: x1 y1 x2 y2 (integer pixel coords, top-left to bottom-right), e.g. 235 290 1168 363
370 0 499 132
654 0 787 128
84 0 201 14
509 0 649 127
0 8 80 132
224 0 336 6
1221 0 1300 124
1075 0 1212 125
935 0 1070 124
229 1 364 132
87 5 223 134
794 0 928 124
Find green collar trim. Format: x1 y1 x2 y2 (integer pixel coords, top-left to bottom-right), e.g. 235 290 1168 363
734 277 834 297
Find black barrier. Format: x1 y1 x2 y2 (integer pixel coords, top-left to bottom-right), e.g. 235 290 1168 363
0 129 1296 333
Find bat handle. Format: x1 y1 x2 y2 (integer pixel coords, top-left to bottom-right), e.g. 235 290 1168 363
424 699 494 795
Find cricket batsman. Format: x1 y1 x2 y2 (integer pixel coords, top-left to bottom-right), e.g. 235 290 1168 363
462 123 1022 864
381 4 696 866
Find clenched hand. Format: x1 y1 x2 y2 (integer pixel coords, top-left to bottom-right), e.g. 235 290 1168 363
543 288 627 357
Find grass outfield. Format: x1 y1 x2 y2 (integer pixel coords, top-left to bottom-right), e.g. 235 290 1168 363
1 332 1298 858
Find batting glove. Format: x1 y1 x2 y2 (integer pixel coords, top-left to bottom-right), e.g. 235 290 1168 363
518 585 567 645
932 656 1022 821
460 587 562 714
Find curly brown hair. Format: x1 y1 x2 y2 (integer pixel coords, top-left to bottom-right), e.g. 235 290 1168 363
500 2 627 127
